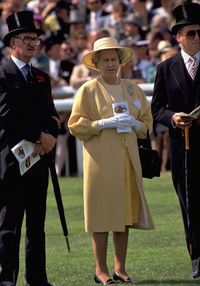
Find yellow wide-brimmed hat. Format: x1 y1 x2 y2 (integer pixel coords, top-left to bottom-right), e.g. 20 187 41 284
82 37 133 71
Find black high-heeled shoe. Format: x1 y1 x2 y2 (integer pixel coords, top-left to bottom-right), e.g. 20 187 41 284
94 274 115 285
113 272 134 284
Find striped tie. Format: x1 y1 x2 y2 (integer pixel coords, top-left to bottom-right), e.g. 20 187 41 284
23 64 35 84
188 57 198 80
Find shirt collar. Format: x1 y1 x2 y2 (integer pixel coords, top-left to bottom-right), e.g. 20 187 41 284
181 49 200 64
11 55 30 69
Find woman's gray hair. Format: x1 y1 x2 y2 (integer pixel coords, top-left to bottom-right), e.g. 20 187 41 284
92 49 123 68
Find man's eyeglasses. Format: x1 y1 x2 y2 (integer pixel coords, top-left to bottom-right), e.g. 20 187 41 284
14 36 41 46
180 29 200 39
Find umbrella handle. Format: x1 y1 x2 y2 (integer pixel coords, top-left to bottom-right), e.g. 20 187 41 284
184 127 189 150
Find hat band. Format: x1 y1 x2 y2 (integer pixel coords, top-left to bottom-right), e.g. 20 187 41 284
94 38 119 51
14 13 20 27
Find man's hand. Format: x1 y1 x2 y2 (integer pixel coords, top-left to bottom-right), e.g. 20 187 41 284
172 112 193 129
33 132 57 156
32 143 46 157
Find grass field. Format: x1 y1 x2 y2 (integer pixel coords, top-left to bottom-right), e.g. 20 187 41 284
16 171 200 286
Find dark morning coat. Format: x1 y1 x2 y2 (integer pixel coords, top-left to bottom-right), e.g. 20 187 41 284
0 58 59 180
151 51 200 259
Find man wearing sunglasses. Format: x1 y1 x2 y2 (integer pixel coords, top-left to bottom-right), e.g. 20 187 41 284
0 11 60 286
152 2 200 279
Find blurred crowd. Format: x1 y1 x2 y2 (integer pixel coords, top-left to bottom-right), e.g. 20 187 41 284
0 0 184 85
0 0 199 176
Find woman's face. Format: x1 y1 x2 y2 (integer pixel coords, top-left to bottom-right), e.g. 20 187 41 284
97 49 120 76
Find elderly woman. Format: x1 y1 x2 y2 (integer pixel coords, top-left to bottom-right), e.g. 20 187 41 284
68 37 154 285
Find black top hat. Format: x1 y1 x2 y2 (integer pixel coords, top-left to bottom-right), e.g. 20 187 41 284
171 2 200 35
3 11 43 46
44 30 65 52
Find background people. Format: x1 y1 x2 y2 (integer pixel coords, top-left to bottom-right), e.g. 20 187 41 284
68 37 154 285
0 10 59 286
153 40 178 172
0 0 185 175
151 2 200 279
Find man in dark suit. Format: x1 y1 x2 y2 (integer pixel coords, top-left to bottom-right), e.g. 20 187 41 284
0 11 60 286
85 0 110 32
151 2 200 279
44 32 75 85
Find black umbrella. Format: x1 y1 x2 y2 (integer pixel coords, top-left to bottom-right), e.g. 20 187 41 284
184 127 193 255
49 156 70 252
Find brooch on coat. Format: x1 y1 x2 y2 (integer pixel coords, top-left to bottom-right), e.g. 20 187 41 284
127 85 134 96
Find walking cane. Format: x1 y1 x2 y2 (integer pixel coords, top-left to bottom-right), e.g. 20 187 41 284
185 127 189 150
184 127 192 255
49 155 70 252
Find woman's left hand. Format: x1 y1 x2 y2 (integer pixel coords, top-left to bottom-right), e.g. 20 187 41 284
118 115 141 130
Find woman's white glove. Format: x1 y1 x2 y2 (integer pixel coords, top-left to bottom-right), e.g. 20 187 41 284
98 116 120 129
118 115 141 130
98 115 141 130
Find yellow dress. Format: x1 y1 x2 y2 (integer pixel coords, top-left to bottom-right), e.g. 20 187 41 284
68 76 154 232
102 81 140 226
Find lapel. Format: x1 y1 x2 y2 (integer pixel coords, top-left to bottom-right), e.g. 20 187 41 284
6 59 28 90
170 52 190 102
5 59 46 99
170 52 200 108
193 64 200 106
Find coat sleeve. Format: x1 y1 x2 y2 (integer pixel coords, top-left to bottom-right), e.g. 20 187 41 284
151 62 175 128
136 85 153 137
124 81 153 139
44 73 60 138
68 84 101 141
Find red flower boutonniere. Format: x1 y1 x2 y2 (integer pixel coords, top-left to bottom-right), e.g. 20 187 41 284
36 75 45 83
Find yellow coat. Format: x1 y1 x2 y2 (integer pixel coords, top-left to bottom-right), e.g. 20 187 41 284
68 77 155 232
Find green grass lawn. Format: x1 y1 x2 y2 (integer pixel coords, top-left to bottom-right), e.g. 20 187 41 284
17 171 200 286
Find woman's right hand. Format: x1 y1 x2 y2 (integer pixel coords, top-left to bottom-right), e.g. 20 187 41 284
98 116 119 129
98 115 140 130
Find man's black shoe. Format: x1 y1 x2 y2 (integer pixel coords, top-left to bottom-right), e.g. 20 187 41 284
191 270 200 279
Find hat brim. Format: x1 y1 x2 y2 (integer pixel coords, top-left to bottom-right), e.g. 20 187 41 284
83 47 133 71
3 27 43 46
171 21 199 35
159 47 176 54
